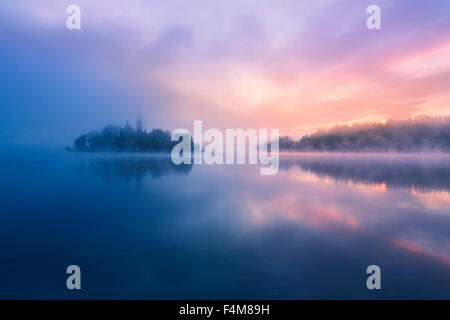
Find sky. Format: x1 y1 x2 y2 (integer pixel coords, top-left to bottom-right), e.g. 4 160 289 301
0 0 449 146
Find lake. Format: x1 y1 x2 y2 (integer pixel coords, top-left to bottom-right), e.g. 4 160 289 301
0 149 449 299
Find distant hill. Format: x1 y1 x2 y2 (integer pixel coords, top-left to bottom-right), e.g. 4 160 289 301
280 115 450 152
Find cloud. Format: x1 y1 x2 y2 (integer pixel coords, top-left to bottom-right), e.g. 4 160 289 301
1 0 449 142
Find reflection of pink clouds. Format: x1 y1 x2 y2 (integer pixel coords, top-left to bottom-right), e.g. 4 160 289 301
252 192 360 231
393 239 450 267
231 159 450 271
411 189 450 214
289 169 387 194
348 181 386 193
288 169 333 184
307 205 359 230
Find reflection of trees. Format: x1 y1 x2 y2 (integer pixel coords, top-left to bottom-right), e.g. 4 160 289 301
280 155 450 192
89 156 192 189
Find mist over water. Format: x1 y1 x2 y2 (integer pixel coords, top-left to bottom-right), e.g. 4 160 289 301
0 150 449 299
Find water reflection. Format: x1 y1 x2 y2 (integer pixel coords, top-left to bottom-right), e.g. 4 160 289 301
233 154 450 289
280 153 450 192
85 154 192 189
0 151 449 299
86 153 450 193
82 153 450 278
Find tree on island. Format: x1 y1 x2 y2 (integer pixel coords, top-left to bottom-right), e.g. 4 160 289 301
70 121 186 153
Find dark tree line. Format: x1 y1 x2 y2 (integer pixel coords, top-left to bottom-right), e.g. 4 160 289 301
280 116 450 152
71 115 450 153
71 123 182 152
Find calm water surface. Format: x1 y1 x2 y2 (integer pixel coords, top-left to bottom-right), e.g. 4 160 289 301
0 150 449 299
